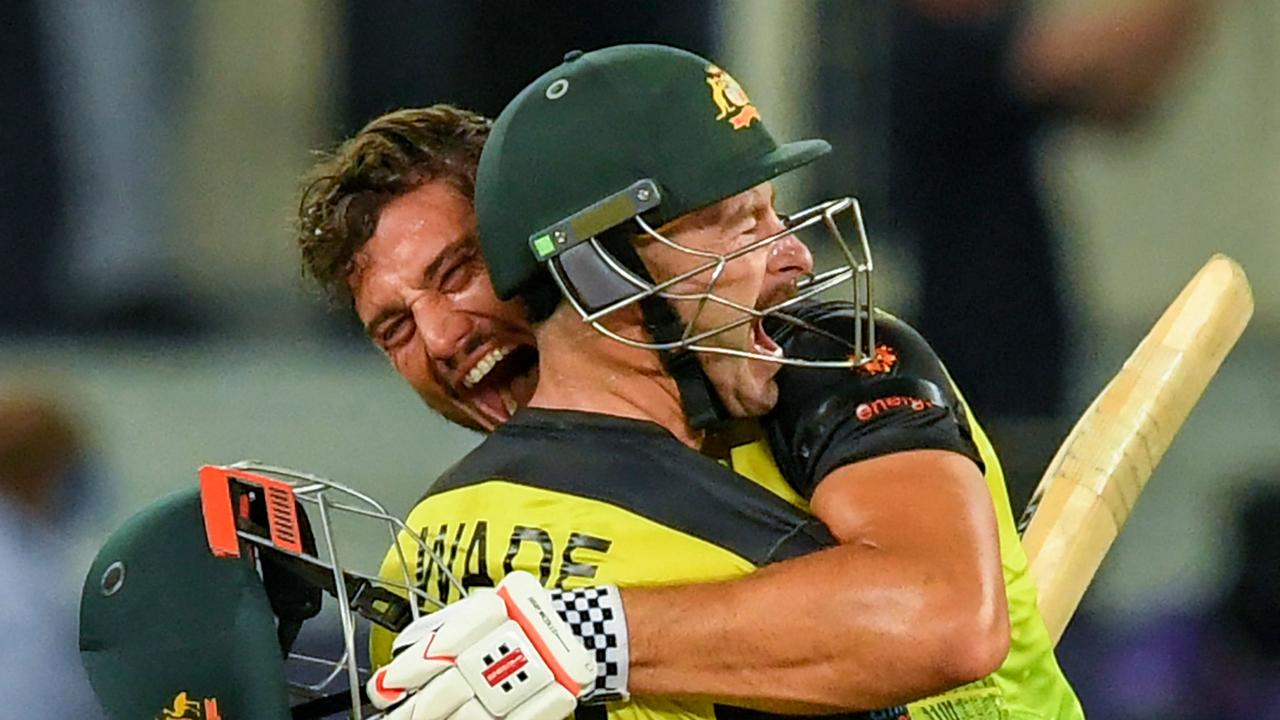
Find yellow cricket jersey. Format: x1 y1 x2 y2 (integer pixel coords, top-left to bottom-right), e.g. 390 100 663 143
374 304 1083 720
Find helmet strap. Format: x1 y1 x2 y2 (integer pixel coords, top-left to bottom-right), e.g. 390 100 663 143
598 230 727 430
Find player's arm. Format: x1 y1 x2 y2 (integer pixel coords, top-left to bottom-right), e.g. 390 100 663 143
622 451 1006 711
619 308 1009 710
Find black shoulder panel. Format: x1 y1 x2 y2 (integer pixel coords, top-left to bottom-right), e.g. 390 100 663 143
764 302 984 498
431 409 835 565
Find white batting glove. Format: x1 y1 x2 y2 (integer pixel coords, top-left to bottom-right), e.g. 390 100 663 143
368 572 598 720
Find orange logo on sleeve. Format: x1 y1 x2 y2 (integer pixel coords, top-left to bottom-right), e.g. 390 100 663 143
853 344 898 375
705 65 761 130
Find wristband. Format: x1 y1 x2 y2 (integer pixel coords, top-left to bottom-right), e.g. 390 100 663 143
549 585 629 703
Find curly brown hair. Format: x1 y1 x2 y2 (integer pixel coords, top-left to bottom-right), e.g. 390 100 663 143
296 104 491 301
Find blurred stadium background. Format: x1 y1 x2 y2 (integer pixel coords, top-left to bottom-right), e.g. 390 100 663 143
1 1 1277 716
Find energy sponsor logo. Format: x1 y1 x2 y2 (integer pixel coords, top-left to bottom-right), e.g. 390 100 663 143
855 395 934 422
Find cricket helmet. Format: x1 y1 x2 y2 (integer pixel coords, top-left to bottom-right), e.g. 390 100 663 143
80 487 296 719
475 44 877 425
80 463 458 720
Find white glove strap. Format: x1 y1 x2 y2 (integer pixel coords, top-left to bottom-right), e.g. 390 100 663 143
549 586 629 704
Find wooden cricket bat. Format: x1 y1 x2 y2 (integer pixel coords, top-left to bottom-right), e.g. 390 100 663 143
1021 254 1253 645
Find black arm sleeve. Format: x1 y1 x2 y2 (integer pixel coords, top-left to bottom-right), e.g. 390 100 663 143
763 302 984 500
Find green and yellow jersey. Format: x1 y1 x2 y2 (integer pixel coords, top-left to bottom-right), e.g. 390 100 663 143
375 303 1083 720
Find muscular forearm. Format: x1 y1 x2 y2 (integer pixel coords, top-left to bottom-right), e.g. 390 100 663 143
620 540 1008 711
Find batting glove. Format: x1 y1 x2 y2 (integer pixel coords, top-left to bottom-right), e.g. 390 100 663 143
368 572 599 720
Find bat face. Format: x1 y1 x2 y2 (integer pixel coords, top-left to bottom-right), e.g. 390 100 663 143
1021 254 1253 644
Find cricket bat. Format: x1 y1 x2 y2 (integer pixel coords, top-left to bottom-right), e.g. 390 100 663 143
1021 254 1253 645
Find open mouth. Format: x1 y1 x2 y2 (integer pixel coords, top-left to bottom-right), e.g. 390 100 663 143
750 317 782 359
458 344 539 425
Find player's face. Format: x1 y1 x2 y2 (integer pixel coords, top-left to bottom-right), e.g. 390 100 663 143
348 181 538 432
637 182 813 417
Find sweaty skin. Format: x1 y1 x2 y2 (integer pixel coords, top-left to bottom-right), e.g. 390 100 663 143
634 184 813 419
348 182 538 432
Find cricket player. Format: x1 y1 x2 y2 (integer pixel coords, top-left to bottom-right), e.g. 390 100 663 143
297 46 1081 720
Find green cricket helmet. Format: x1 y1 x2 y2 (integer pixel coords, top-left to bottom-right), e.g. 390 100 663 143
475 44 878 425
478 43 830 300
80 463 444 720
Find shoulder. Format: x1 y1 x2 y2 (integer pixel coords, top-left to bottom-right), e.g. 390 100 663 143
764 302 982 498
771 302 941 376
768 302 957 428
417 410 834 566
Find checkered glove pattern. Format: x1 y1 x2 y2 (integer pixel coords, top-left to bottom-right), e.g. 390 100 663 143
368 572 597 720
549 586 629 704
